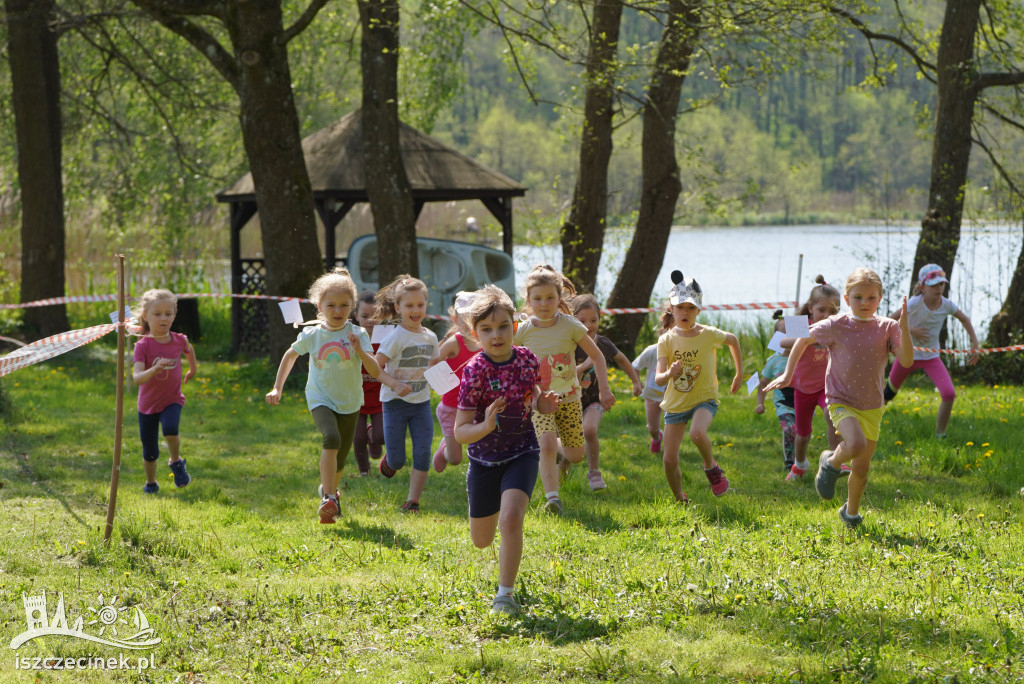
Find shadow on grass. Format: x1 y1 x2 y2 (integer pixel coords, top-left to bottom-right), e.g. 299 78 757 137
483 608 613 644
330 519 416 551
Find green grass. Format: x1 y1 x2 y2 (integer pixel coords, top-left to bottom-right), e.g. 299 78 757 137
1 346 1023 682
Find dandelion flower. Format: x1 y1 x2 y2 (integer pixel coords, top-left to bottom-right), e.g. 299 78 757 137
966 441 974 446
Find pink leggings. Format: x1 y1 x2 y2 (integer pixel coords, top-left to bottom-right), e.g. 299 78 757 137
794 388 827 437
888 357 956 402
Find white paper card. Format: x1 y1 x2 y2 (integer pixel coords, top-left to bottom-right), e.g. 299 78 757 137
278 299 303 326
371 324 395 344
767 330 787 354
783 315 810 339
109 306 132 323
423 362 460 396
746 372 760 395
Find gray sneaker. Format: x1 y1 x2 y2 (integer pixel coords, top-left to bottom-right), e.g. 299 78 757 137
491 594 519 615
814 451 841 500
839 503 863 529
544 497 562 515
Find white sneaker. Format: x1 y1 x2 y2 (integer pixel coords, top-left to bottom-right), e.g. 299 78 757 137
491 594 519 615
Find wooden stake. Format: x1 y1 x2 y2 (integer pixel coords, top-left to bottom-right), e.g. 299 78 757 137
104 254 126 543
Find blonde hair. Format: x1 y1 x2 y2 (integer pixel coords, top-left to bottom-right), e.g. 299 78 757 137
308 268 358 320
570 293 600 317
374 275 428 321
134 289 176 334
796 274 841 317
523 264 576 315
467 284 516 329
845 267 884 296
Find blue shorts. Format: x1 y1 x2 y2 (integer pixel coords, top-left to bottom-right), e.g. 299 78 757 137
466 452 539 518
138 403 183 462
665 401 718 425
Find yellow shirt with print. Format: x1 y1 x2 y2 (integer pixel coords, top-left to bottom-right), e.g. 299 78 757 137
657 326 728 414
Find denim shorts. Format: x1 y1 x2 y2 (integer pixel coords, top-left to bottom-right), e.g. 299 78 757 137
664 401 718 425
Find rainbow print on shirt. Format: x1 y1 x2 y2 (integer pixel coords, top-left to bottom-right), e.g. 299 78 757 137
315 340 351 369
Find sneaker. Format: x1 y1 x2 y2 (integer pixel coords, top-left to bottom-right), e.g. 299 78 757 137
142 482 159 494
169 459 191 488
815 451 841 500
783 460 795 472
544 497 562 515
883 384 897 404
401 500 419 513
838 463 852 477
704 464 729 496
676 492 690 505
379 456 397 479
588 469 607 491
786 464 806 482
433 441 448 473
650 431 663 454
838 502 863 529
317 484 340 500
491 594 519 615
318 496 339 524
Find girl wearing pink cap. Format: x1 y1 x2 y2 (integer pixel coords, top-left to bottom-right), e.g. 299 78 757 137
883 263 980 438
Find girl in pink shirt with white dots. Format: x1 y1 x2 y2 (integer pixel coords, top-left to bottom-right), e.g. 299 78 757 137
766 267 913 529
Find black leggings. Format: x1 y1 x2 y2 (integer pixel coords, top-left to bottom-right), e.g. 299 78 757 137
352 412 384 474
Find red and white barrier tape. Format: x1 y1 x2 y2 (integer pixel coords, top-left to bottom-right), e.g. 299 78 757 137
915 345 1024 355
0 323 119 378
601 302 797 315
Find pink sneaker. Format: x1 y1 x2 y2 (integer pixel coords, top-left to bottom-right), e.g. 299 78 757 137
705 464 729 496
839 463 852 477
588 469 607 491
785 464 806 482
433 440 448 473
650 431 663 454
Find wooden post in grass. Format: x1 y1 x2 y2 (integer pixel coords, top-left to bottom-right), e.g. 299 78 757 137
104 254 126 543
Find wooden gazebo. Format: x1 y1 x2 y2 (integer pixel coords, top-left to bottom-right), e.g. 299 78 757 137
216 110 527 353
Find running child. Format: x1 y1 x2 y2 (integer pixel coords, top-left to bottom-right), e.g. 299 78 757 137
433 292 481 473
266 269 380 523
765 267 913 529
632 312 673 454
780 276 842 482
454 285 557 614
883 263 980 438
513 265 614 515
655 271 743 503
755 311 796 472
374 275 441 513
132 289 197 493
352 290 384 473
568 294 642 490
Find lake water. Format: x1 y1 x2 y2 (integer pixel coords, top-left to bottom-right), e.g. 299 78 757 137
513 224 1021 338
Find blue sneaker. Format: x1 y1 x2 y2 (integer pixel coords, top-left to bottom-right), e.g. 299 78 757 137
169 459 191 488
814 451 840 500
839 503 863 529
142 482 159 494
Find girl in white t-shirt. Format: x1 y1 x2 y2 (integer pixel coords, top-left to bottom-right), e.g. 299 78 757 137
883 263 980 438
266 268 380 524
374 275 441 513
632 312 673 454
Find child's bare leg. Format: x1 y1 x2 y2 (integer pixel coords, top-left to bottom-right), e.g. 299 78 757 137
443 437 463 466
582 408 602 472
559 444 585 478
688 409 716 469
165 435 181 463
320 449 339 495
408 468 428 503
936 400 954 436
644 400 662 440
794 432 811 465
368 413 383 460
497 489 530 587
470 512 499 549
828 418 874 516
538 432 560 495
144 460 158 484
825 413 840 450
662 422 688 502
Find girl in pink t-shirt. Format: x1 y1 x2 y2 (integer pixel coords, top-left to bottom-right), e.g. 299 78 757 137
781 276 842 482
433 292 481 473
766 268 912 530
131 289 197 494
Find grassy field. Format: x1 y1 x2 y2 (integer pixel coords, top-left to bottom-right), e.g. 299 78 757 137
1 341 1023 682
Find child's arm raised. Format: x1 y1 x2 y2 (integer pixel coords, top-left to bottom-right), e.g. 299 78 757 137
723 332 743 394
614 351 643 396
374 351 412 397
265 349 300 405
183 342 198 384
577 334 615 410
655 356 680 387
953 308 981 365
348 331 381 378
764 337 814 392
454 400 506 444
895 295 914 369
132 357 175 386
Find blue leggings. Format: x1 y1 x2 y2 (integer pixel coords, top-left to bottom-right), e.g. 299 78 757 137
382 399 433 472
139 403 182 462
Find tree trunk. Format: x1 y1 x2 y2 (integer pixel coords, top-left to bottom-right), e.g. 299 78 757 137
603 0 701 356
6 0 69 337
358 0 418 282
911 0 981 292
986 223 1024 347
560 0 622 293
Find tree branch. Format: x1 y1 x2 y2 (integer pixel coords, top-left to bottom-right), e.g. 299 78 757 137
130 1 239 88
827 5 936 82
280 0 330 45
976 71 1024 91
971 133 1023 200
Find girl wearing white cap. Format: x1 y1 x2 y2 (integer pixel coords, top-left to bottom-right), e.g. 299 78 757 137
883 263 980 438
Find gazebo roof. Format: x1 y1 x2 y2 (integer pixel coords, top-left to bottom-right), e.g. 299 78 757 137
216 110 526 203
